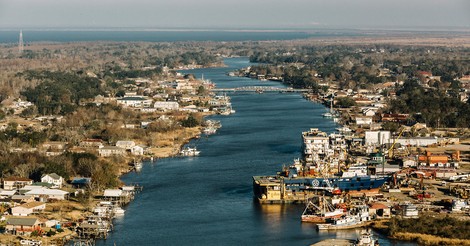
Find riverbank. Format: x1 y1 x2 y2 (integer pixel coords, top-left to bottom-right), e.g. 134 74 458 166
371 216 470 246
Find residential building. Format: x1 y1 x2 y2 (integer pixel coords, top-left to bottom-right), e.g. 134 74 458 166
11 202 46 216
5 217 41 236
3 177 33 190
24 188 69 200
115 141 136 150
117 96 153 108
98 146 126 157
80 139 104 148
154 101 179 111
41 173 64 188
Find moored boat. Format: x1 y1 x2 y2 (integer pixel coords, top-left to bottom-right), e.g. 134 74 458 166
316 205 371 230
355 231 379 246
180 147 200 157
301 196 345 223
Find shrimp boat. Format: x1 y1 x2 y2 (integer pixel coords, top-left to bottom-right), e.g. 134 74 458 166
301 196 345 223
316 205 371 230
180 147 200 157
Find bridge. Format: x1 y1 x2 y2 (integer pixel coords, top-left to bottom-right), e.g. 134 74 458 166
211 86 310 93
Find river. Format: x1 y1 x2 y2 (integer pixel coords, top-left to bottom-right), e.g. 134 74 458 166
97 57 412 246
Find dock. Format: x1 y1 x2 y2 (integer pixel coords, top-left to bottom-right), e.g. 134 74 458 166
311 239 354 246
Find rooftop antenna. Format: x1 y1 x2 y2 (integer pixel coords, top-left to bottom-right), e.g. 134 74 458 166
18 30 24 54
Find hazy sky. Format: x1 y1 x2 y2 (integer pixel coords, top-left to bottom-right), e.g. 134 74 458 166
0 0 469 29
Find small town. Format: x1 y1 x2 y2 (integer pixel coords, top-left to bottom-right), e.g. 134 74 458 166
0 2 469 244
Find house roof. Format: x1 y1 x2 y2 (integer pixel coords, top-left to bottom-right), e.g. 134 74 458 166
3 177 32 182
71 177 91 184
6 217 38 226
42 173 62 180
117 97 148 101
25 188 68 196
17 201 45 209
103 189 123 197
369 203 389 210
0 190 16 196
99 146 125 150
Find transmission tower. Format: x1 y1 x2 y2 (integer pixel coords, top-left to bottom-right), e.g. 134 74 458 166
18 30 24 54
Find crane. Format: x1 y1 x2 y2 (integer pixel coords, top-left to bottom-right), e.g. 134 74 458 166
388 128 405 159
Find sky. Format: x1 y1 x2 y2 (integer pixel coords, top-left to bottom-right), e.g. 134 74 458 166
0 0 469 29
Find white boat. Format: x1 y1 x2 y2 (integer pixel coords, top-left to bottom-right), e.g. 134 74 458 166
317 205 371 230
134 160 143 171
355 231 379 246
113 207 126 217
203 127 217 135
20 240 42 246
180 147 200 157
322 112 333 118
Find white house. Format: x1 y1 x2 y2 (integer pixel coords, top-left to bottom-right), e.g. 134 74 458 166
41 173 64 188
154 101 179 111
131 145 146 156
11 201 46 216
117 96 153 108
98 146 126 157
355 116 373 125
115 141 136 150
24 188 68 200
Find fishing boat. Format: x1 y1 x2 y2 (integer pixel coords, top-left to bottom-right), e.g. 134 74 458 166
301 196 345 223
180 147 200 157
316 205 371 230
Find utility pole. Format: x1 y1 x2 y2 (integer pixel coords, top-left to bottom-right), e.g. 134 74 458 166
18 30 24 54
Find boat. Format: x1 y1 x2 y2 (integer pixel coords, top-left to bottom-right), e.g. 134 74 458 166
355 231 379 246
20 240 42 246
316 205 371 230
113 206 126 217
301 196 345 223
180 147 200 157
256 89 264 94
253 164 389 203
133 160 143 171
203 127 217 135
322 112 333 118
